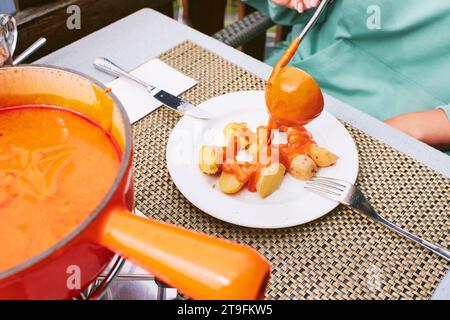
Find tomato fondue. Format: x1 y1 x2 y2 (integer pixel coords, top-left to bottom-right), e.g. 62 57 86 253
0 105 120 271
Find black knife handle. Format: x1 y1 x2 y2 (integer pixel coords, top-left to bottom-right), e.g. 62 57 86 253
154 90 183 111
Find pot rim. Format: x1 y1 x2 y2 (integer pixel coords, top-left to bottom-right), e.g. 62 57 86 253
0 64 133 280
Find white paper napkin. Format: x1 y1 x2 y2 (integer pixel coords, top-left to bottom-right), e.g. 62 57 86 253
106 59 197 123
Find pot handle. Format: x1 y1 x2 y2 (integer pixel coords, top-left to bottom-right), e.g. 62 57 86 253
97 208 270 300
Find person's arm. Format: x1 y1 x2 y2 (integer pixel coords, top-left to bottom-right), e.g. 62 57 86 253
384 108 450 151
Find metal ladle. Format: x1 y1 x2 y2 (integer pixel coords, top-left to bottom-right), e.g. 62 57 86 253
265 0 333 126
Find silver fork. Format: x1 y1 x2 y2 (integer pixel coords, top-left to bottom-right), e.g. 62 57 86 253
305 176 450 261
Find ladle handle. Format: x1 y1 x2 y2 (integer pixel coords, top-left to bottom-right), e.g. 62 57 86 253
272 0 332 72
297 0 332 42
12 37 47 65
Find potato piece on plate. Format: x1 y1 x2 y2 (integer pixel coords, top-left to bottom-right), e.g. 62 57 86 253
219 172 245 194
223 122 250 148
256 163 286 198
309 146 338 167
223 122 247 140
289 155 317 180
199 146 222 175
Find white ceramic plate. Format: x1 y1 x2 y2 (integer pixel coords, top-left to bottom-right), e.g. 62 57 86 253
166 91 358 229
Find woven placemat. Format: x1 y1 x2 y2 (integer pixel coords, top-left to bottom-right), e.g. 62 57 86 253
132 41 449 300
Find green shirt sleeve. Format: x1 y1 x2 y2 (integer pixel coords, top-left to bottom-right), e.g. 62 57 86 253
243 0 317 26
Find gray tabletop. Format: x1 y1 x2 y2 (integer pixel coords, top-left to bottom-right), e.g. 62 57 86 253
36 8 449 299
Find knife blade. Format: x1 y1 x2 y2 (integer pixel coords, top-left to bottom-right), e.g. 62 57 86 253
93 57 212 120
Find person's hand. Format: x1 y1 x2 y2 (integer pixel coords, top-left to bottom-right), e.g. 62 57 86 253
385 109 450 150
271 0 321 13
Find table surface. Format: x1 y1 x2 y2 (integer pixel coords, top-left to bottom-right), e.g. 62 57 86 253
36 8 449 300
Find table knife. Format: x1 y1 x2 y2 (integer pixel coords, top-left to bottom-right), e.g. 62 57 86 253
93 57 212 120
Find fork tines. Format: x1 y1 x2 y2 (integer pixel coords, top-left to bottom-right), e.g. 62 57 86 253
305 176 351 202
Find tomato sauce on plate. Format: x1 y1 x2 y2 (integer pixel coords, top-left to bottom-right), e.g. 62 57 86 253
221 122 316 192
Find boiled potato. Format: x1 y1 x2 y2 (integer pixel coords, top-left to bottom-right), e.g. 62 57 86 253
256 163 286 198
289 155 317 180
199 146 222 175
219 172 245 194
223 122 247 140
223 122 250 148
310 146 338 167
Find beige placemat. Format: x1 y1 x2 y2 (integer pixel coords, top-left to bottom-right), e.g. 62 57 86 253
132 41 449 300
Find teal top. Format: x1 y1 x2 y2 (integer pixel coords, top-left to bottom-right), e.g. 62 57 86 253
244 0 450 120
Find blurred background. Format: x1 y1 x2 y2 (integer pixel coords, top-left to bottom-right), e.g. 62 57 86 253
3 0 291 62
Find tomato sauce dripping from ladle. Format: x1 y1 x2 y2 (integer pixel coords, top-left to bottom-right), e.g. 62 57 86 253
222 1 332 192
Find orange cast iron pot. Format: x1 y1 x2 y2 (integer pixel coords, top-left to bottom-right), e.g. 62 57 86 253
0 65 270 300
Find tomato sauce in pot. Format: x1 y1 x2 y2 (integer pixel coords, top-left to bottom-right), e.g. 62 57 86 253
0 105 120 272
